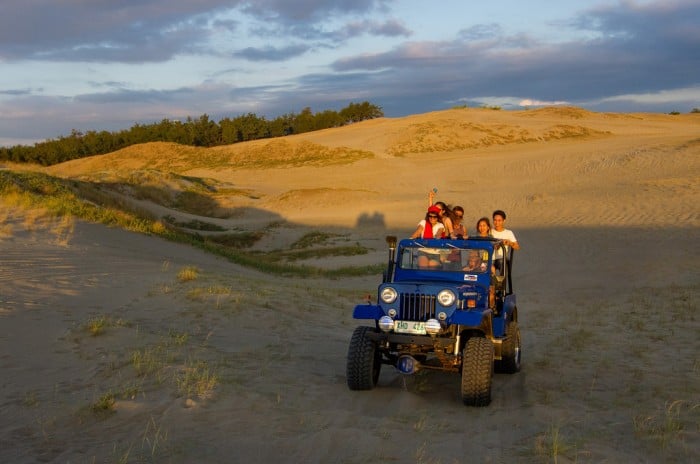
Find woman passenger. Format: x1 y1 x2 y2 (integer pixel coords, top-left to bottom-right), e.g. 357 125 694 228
451 206 467 239
410 205 445 239
475 217 492 238
434 201 454 238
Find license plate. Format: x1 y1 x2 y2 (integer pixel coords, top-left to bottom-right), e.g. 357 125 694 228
394 320 426 335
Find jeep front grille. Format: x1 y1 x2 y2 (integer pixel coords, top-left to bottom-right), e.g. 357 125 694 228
398 293 436 321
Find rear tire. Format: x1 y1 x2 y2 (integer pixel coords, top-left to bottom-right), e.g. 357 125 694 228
498 321 522 374
346 326 382 390
461 336 493 406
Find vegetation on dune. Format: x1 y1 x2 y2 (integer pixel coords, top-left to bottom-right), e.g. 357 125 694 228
0 101 383 166
0 170 381 278
386 119 611 156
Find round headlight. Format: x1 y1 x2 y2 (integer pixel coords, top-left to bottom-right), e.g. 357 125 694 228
380 287 398 304
425 318 442 335
378 315 395 332
437 289 456 306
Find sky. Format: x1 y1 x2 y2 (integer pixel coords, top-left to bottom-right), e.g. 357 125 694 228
1 0 699 146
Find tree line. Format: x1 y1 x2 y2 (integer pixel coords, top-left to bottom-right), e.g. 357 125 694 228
0 101 383 166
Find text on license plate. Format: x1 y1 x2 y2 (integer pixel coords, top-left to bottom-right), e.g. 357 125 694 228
394 320 426 335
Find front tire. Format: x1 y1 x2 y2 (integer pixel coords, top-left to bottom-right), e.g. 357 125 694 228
461 336 493 406
498 321 522 374
346 326 382 390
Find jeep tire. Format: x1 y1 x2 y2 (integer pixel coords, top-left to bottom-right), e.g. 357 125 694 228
498 321 522 374
461 336 493 406
347 326 382 390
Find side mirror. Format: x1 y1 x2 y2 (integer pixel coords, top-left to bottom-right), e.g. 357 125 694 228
385 235 397 250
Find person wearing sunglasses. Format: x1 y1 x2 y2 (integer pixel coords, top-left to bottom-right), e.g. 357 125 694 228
451 205 467 239
410 205 445 239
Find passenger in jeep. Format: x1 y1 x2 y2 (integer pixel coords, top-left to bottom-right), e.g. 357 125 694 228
410 205 445 240
433 201 454 238
492 209 519 272
451 206 467 239
475 217 492 238
462 250 486 272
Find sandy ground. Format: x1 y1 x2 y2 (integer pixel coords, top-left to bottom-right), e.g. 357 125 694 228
1 107 699 463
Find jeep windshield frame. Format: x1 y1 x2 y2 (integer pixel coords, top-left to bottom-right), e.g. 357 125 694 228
393 238 499 285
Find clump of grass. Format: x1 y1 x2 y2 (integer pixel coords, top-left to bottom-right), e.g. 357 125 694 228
168 329 189 346
205 231 264 248
91 392 116 416
84 315 130 336
132 346 169 378
275 245 368 262
535 424 575 463
633 400 698 449
291 231 337 249
86 316 108 336
120 382 142 400
162 215 226 231
186 287 204 301
177 265 199 282
176 360 218 399
142 416 170 459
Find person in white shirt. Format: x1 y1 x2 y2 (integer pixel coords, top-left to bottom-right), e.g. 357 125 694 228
491 210 519 272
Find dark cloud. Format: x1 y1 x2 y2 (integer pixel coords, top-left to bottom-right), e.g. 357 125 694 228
0 0 397 63
245 17 410 46
0 0 239 62
241 0 392 23
334 19 411 41
233 44 311 62
0 88 37 96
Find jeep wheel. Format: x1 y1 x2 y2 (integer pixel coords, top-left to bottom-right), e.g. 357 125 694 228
498 321 522 374
347 326 382 390
460 336 493 406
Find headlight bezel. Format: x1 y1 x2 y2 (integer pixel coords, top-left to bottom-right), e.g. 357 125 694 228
380 286 398 304
437 289 456 306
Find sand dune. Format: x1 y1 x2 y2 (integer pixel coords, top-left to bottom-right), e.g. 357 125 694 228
2 107 699 463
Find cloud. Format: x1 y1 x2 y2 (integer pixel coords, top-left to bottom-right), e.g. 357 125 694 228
233 44 311 62
240 0 392 23
0 88 37 96
0 0 398 63
519 99 570 107
338 19 411 39
0 0 239 62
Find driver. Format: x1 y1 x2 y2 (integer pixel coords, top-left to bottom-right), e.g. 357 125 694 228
462 250 486 272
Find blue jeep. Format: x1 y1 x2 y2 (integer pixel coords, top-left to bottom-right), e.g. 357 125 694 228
346 236 521 406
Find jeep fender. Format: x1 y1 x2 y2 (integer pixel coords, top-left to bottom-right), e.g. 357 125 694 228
353 304 383 320
451 310 493 338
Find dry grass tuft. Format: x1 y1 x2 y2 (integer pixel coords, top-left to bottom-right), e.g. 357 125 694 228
177 265 199 282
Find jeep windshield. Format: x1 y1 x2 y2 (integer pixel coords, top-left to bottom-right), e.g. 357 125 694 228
399 245 490 273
